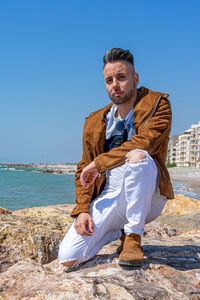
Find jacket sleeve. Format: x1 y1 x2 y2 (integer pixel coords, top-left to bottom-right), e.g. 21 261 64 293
94 97 172 174
70 118 96 217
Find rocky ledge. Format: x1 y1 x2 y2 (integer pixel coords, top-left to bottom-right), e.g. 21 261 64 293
0 194 200 299
0 163 77 174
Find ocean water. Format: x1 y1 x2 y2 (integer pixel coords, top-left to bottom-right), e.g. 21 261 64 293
1 167 199 212
0 167 75 211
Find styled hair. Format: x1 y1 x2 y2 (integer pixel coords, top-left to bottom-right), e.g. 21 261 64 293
103 48 134 68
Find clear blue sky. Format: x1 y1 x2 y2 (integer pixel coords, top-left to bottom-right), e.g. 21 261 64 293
1 0 200 163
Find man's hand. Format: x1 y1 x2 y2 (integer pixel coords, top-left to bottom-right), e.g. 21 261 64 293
74 213 94 236
80 161 99 188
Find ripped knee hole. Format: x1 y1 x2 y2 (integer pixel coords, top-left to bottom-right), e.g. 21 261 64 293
127 150 147 164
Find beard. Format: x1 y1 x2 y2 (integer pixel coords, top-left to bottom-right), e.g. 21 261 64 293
109 88 135 105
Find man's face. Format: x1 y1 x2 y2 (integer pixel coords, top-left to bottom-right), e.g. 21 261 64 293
103 61 139 105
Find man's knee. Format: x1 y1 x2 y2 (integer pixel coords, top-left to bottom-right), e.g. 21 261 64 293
58 242 79 267
127 150 147 164
59 246 79 267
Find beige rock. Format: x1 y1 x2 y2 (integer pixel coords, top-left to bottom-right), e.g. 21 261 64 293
0 233 200 300
0 195 199 274
12 203 75 218
157 194 200 234
0 196 200 299
156 213 200 235
162 193 200 215
106 284 133 299
0 205 74 273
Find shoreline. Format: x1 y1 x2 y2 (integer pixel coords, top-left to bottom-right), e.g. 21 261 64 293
168 167 200 200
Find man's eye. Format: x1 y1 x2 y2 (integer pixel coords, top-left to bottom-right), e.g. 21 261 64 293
117 75 126 81
106 79 112 84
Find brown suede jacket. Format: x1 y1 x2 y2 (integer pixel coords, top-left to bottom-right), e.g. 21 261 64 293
71 87 174 218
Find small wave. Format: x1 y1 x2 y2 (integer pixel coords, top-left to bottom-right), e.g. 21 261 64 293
0 167 16 171
172 181 186 188
175 190 200 200
172 181 200 200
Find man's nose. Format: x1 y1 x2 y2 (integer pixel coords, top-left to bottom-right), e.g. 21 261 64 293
113 78 120 89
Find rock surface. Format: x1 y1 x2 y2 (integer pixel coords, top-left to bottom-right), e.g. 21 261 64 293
0 204 74 273
0 194 200 299
162 194 200 215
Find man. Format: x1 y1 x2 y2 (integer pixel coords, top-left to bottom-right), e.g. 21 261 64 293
59 48 174 268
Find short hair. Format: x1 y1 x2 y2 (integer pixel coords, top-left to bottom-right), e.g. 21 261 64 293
103 48 134 68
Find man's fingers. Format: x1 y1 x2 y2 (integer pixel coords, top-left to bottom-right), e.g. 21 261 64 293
74 219 93 236
83 231 92 236
88 218 94 233
90 174 98 185
80 170 87 187
80 221 87 234
80 171 98 188
79 227 92 236
80 169 91 187
80 161 98 188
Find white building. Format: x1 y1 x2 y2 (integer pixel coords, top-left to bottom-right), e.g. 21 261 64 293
167 135 178 165
167 121 200 168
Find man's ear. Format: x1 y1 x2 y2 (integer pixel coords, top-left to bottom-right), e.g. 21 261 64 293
134 73 139 86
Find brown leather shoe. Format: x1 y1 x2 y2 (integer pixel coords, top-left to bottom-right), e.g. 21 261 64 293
119 233 144 267
116 234 125 254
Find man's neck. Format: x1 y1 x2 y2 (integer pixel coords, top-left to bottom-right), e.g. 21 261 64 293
115 105 131 119
115 97 136 119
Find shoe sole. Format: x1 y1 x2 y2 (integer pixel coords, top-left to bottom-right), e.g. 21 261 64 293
119 260 142 267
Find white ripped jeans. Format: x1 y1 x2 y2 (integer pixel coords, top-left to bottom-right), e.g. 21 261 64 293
58 150 167 266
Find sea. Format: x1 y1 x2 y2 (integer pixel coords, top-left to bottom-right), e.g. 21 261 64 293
0 166 199 212
0 166 75 211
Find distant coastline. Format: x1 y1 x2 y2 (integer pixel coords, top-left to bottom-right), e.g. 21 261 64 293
0 163 77 174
